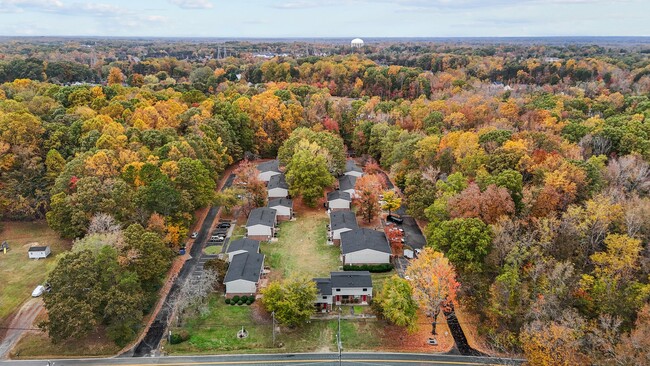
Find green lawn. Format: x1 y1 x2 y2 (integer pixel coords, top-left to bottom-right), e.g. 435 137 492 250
0 221 71 323
203 245 222 255
12 329 121 359
165 295 385 354
260 211 340 278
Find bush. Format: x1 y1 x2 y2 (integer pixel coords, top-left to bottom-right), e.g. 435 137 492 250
225 298 231 304
232 295 240 303
343 263 393 273
179 330 190 342
230 299 237 305
239 295 249 302
169 331 190 345
246 299 253 305
249 297 255 304
237 300 244 305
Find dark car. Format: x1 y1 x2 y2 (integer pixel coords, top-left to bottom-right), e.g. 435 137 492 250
217 222 231 229
387 214 404 224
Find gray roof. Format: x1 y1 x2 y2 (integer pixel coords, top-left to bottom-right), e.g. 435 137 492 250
268 197 293 208
340 228 391 254
268 174 288 190
226 238 260 254
327 190 351 202
257 159 281 173
338 175 357 191
246 207 277 227
28 246 49 252
345 160 363 173
330 211 359 231
224 252 265 283
314 278 332 296
330 271 372 288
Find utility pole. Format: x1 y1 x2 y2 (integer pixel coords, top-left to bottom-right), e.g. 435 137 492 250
336 310 342 366
272 311 276 347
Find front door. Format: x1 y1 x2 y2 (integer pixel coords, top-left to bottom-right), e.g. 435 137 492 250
362 295 367 303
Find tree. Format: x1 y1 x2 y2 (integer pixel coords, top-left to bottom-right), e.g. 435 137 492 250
261 276 317 328
406 248 460 335
354 174 383 223
122 224 172 289
384 224 404 256
381 190 402 215
107 67 125 86
234 160 267 215
285 139 334 207
428 218 492 275
214 187 244 216
375 275 418 330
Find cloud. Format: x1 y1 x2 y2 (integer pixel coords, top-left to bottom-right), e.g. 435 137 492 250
0 0 64 12
169 0 213 9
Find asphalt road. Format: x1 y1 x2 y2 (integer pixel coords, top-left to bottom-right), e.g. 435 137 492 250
395 205 426 250
3 352 523 365
130 174 236 357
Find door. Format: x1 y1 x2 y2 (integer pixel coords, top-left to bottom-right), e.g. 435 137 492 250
362 295 367 303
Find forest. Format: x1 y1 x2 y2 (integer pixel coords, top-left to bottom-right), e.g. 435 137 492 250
2 38 650 363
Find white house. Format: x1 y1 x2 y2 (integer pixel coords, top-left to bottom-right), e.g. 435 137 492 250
225 238 261 262
327 190 351 211
313 271 373 311
267 174 289 199
340 229 391 265
338 175 357 199
330 210 359 245
246 207 277 241
224 252 265 297
344 160 364 178
28 245 51 259
268 198 293 221
257 160 281 183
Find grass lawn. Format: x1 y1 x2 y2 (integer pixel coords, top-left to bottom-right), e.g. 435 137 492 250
12 328 121 359
203 245 222 255
0 221 71 323
261 210 340 278
165 295 386 355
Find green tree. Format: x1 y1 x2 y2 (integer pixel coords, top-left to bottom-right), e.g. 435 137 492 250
375 276 418 330
429 218 492 275
261 276 317 328
214 187 244 216
105 271 144 346
45 149 66 183
122 224 173 289
285 139 334 207
175 158 216 210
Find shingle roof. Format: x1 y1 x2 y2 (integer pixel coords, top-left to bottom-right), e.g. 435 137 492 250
268 174 288 190
257 159 281 173
338 175 357 191
224 252 265 283
340 228 391 254
226 238 260 254
330 211 359 231
330 271 372 288
268 197 293 208
345 160 363 173
28 246 49 252
314 278 332 296
327 190 351 202
246 207 277 227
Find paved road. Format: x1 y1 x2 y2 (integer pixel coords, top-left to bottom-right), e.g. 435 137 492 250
395 205 426 250
3 352 523 365
0 298 43 359
130 174 236 357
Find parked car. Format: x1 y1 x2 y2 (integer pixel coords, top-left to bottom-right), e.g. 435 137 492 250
217 222 231 229
387 214 404 224
32 285 45 297
190 232 198 239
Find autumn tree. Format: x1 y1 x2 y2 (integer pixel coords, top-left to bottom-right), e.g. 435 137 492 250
261 276 317 327
374 275 418 330
381 190 402 215
354 174 383 223
285 139 334 207
406 248 460 335
233 160 267 215
428 218 492 275
107 67 125 86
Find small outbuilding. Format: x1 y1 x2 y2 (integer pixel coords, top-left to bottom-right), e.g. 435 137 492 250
28 245 51 259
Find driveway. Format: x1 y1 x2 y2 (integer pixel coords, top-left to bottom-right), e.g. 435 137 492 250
0 298 43 359
396 205 426 250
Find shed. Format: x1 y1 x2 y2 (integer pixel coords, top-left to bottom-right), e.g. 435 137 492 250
28 245 51 259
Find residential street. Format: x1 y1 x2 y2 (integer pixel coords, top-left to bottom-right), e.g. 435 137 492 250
3 352 523 365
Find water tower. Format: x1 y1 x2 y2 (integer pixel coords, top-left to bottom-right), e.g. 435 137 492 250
351 38 364 48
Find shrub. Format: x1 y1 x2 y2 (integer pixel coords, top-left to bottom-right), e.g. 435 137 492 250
169 331 190 345
246 299 253 305
179 330 190 342
343 263 393 273
237 300 244 305
249 297 255 304
225 298 231 305
240 295 249 302
232 295 240 303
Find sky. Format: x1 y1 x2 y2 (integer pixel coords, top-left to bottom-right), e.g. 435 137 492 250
0 0 648 38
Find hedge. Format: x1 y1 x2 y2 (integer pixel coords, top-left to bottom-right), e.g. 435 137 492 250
225 298 231 304
343 263 394 273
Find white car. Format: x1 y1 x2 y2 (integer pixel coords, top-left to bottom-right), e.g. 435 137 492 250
190 232 198 239
32 285 45 297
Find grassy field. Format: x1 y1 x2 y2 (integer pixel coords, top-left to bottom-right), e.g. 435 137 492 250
261 210 340 278
203 245 222 255
0 221 71 323
164 295 385 354
12 327 121 359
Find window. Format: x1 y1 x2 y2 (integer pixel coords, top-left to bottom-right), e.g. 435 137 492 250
336 288 341 292
362 288 367 292
322 296 327 300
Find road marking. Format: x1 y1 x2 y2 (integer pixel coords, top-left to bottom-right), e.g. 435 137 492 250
112 359 497 366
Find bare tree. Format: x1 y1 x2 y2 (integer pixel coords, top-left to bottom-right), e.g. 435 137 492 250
88 213 121 234
175 270 219 326
606 154 650 195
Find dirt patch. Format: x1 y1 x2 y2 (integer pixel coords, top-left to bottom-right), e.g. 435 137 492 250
379 311 454 353
250 302 272 325
0 298 43 359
